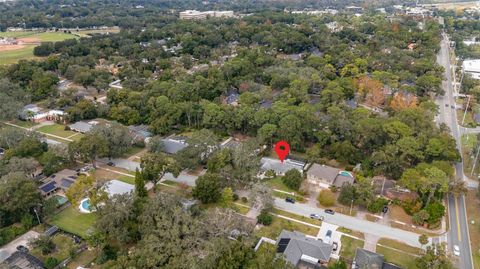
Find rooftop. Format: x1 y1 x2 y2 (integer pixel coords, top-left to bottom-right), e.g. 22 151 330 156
105 179 135 197
277 230 333 266
162 137 189 154
260 157 305 175
2 251 44 269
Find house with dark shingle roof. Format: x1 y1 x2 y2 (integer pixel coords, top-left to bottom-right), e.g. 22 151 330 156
306 164 355 189
352 248 402 269
2 251 45 269
161 137 189 154
276 230 333 267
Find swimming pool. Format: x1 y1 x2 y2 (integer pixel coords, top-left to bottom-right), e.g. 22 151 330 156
339 171 353 178
79 198 93 213
52 195 68 206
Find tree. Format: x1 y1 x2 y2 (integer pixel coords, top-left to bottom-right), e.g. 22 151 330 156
412 210 430 226
90 122 134 158
448 179 467 196
282 169 303 191
65 175 94 206
415 244 453 269
140 153 180 192
176 129 219 170
317 189 335 207
419 234 429 250
29 235 55 255
134 169 148 198
249 183 274 212
231 139 261 185
0 172 42 227
247 244 295 269
1 157 39 177
220 187 234 207
147 136 164 153
257 124 277 146
193 173 223 204
338 183 356 206
257 210 273 225
0 79 28 121
44 257 59 269
69 133 108 167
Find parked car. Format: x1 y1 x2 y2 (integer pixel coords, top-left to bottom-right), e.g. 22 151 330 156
0 148 4 155
16 245 28 253
324 230 332 244
445 104 449 107
310 214 324 221
106 161 115 167
332 242 338 251
285 197 295 203
325 209 335 215
453 245 460 256
382 206 389 214
451 105 455 109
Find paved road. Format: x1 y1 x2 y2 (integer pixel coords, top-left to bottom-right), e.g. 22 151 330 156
436 32 474 269
274 198 429 248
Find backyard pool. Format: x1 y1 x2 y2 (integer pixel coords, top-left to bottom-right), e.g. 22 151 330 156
340 171 353 178
53 195 68 206
79 198 93 213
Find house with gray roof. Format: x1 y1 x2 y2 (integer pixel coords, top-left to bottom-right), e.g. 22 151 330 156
306 163 354 189
260 157 305 177
69 121 93 133
161 137 189 154
128 125 152 142
352 248 402 269
276 230 333 267
2 251 44 269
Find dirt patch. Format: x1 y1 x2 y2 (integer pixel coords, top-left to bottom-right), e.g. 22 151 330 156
17 37 41 43
0 44 25 52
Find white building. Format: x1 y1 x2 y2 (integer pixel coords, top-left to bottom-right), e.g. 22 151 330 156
463 59 480 79
179 10 234 20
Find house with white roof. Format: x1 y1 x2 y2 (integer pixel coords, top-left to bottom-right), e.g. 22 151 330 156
463 59 480 79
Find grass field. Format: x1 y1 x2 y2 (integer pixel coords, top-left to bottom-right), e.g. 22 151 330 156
37 123 83 141
376 246 418 269
49 206 96 238
0 45 36 65
465 190 480 269
339 236 364 260
0 31 77 42
255 215 319 239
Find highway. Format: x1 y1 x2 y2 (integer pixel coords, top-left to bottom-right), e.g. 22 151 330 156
436 32 474 269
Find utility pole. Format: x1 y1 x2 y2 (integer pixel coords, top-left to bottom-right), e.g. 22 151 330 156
349 199 354 215
462 95 471 126
33 208 41 224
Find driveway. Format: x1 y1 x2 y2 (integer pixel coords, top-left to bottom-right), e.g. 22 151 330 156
98 158 140 172
0 230 40 262
274 198 431 248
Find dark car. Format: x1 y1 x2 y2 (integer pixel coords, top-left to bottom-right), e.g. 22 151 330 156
106 161 115 167
382 206 389 214
16 245 28 253
451 105 455 109
445 104 449 107
325 209 335 215
332 242 338 251
285 197 295 203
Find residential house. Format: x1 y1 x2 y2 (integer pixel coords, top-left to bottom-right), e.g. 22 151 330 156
69 121 95 133
179 10 234 20
306 164 354 189
128 125 152 142
161 137 189 154
104 179 135 197
2 251 45 269
260 157 305 177
352 248 402 269
224 91 240 106
39 169 79 197
220 137 242 150
19 104 66 123
276 230 333 268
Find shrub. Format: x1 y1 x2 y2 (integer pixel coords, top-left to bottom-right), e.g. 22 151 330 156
265 169 276 179
44 257 59 269
64 125 71 131
257 210 273 226
232 193 239 201
424 202 445 225
412 210 430 226
241 197 248 203
401 199 422 215
337 183 356 206
317 189 335 207
367 198 389 213
282 169 303 190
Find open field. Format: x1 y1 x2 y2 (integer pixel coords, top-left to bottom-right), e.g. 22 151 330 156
420 1 478 11
49 206 96 238
0 30 118 64
255 215 319 239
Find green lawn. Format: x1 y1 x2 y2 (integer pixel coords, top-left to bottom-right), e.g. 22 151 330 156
376 246 418 269
117 175 135 185
37 124 79 138
0 31 77 42
49 206 96 238
340 236 364 260
272 208 321 226
10 120 38 128
255 215 319 239
30 234 77 263
0 45 37 65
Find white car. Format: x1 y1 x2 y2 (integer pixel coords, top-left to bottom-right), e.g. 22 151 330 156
453 245 460 256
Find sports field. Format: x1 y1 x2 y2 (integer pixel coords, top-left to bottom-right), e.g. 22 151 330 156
0 30 118 64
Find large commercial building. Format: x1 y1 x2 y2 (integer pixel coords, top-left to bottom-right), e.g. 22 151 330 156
463 59 480 79
179 10 234 19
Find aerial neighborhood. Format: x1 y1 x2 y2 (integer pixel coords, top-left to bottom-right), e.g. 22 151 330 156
0 1 480 269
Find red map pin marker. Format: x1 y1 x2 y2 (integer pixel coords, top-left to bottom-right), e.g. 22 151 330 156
274 140 290 163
